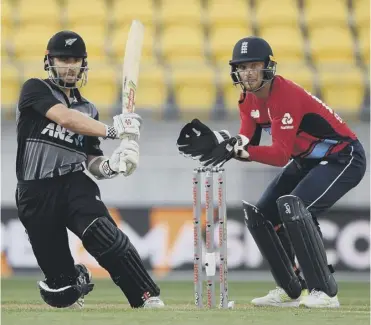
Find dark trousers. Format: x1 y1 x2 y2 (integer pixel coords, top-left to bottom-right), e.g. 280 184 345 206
256 140 366 222
255 140 367 267
16 171 114 286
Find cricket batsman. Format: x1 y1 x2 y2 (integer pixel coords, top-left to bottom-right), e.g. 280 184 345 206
15 30 164 309
177 36 367 308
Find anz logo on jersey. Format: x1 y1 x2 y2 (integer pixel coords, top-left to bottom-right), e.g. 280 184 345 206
41 122 84 148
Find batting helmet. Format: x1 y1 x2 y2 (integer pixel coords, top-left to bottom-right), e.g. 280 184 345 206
229 36 277 92
44 30 89 89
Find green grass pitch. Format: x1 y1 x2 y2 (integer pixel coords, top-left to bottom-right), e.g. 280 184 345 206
2 278 370 325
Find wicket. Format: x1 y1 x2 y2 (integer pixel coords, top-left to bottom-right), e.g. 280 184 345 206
192 166 231 309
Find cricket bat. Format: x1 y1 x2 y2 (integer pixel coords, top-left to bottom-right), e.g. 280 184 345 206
119 20 145 173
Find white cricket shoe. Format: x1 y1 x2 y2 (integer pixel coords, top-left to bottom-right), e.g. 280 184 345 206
299 289 340 308
143 297 165 309
252 287 308 307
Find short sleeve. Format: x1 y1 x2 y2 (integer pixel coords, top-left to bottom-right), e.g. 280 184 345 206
18 78 62 116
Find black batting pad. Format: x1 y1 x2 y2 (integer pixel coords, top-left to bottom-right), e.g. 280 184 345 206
82 217 160 307
38 280 93 308
277 195 338 297
243 201 302 299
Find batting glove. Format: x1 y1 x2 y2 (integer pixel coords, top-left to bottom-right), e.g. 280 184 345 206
105 113 142 140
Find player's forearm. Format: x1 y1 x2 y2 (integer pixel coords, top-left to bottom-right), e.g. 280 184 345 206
61 110 107 137
248 145 291 167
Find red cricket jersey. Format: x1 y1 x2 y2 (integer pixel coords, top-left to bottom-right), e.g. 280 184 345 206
239 76 357 167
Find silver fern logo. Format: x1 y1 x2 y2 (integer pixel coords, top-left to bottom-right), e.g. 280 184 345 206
65 38 77 47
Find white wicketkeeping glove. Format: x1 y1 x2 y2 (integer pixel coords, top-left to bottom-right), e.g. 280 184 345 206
108 139 139 177
233 134 250 160
105 113 142 140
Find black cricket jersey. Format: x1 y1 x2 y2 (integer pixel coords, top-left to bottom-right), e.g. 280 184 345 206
16 78 104 181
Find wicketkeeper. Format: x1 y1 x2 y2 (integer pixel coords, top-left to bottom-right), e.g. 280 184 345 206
177 36 367 308
15 30 164 309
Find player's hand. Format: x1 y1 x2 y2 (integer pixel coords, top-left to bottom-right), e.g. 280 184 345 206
176 119 230 159
233 134 250 160
106 146 122 174
119 139 140 177
199 134 250 167
108 139 139 176
199 137 237 167
111 113 142 140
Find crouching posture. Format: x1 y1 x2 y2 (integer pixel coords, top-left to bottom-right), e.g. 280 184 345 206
177 36 367 308
16 30 164 309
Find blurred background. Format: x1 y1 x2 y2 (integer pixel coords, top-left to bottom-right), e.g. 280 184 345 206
1 0 370 281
